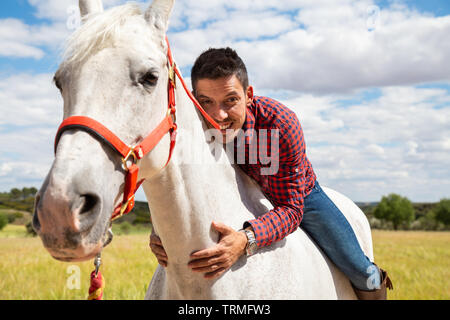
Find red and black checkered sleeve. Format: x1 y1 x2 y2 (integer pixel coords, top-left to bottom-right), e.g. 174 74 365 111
244 113 308 248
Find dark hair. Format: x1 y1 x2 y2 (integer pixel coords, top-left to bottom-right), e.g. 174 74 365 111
191 47 249 93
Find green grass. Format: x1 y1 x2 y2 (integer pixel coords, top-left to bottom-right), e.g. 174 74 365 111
372 230 450 300
0 232 158 300
0 228 448 299
0 224 29 238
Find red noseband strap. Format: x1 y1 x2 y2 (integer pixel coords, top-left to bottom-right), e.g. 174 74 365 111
54 37 219 221
55 113 176 220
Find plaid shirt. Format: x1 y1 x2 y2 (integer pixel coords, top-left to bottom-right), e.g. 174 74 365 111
236 96 316 248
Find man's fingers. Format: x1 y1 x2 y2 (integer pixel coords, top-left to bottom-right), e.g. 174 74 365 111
157 258 167 267
191 262 226 274
190 247 222 259
158 256 168 264
212 221 233 235
150 234 162 245
188 256 224 269
204 267 227 279
150 243 168 258
149 234 167 267
155 252 168 261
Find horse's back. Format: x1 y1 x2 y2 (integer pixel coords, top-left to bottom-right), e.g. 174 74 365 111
320 186 374 261
145 185 372 300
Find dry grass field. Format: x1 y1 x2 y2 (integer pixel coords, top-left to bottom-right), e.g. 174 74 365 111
372 230 449 300
0 225 448 300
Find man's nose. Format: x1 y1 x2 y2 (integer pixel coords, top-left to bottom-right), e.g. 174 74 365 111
211 106 228 122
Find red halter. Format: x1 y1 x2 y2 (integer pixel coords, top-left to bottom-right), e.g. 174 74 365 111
54 37 220 221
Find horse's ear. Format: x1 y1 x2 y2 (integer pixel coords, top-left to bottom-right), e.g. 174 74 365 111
144 0 175 34
79 0 104 18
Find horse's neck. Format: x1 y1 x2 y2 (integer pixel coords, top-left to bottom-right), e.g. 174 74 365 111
142 81 255 266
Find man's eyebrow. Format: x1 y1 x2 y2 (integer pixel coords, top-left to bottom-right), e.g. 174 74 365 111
196 91 239 99
225 91 240 97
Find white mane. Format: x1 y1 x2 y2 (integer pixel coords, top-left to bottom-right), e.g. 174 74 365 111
59 3 143 73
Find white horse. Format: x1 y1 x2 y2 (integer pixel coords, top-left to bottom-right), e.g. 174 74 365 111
33 0 374 300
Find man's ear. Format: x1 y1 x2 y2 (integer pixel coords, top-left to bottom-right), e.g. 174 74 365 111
246 85 254 107
144 0 175 36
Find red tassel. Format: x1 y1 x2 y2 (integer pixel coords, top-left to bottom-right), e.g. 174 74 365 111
88 270 105 300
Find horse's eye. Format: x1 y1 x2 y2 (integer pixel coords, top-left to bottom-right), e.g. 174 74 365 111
140 72 158 87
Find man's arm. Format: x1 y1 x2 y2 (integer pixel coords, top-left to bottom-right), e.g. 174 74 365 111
243 115 308 248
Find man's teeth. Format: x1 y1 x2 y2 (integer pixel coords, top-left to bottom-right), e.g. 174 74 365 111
220 123 232 130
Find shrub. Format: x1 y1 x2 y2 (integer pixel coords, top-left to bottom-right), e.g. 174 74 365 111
119 221 132 235
5 211 24 223
433 198 450 226
0 213 8 231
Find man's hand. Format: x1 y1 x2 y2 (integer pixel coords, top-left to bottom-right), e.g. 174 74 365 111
188 221 248 279
149 232 168 267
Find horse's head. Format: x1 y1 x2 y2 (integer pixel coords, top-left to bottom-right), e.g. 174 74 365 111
32 0 175 262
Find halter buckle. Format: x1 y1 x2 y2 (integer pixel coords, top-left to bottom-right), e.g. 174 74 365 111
168 62 176 88
121 148 137 171
167 106 177 125
112 195 135 221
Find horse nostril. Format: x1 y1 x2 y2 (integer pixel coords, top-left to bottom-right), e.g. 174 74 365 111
32 194 41 232
32 211 41 232
80 194 99 215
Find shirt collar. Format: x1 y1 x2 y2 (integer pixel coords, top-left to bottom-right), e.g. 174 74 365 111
235 105 256 147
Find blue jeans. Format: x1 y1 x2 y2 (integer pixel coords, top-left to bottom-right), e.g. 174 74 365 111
301 180 380 291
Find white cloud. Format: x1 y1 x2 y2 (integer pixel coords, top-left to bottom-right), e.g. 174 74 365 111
0 73 62 126
0 18 70 59
280 85 450 201
0 41 45 59
27 0 125 22
166 0 450 94
9 0 448 93
0 73 60 191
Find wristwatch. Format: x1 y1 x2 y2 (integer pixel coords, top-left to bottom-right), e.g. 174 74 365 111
240 229 258 257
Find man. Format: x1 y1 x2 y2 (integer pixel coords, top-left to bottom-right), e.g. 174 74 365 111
150 47 393 299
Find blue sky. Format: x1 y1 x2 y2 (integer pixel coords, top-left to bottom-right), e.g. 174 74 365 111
0 0 449 202
378 0 450 16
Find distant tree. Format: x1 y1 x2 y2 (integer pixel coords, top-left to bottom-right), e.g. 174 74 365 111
433 198 450 226
0 213 7 231
374 194 415 230
22 187 37 199
10 188 22 200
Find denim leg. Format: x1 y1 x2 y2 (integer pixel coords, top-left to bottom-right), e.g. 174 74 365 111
301 181 380 291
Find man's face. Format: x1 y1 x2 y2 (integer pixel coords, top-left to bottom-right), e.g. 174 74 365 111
194 75 253 143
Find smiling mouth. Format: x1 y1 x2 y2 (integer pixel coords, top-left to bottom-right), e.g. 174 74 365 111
219 123 233 131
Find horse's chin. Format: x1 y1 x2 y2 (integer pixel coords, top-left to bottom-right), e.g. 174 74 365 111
46 241 104 262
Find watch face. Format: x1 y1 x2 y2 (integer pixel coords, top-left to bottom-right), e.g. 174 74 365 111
247 235 258 256
243 230 258 256
246 240 258 256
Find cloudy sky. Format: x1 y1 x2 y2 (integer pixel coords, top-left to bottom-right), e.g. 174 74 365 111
0 0 449 202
